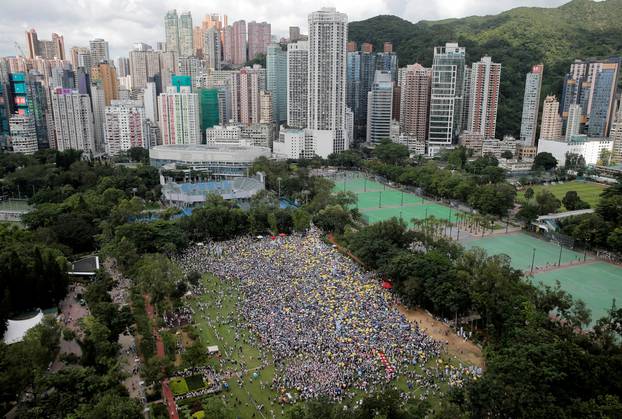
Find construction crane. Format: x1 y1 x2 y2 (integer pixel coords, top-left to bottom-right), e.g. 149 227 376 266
14 41 26 58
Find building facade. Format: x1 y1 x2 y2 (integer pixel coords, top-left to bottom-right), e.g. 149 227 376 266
50 87 95 152
467 56 501 140
158 85 201 145
287 41 308 128
366 71 393 144
104 100 147 156
267 44 287 124
399 63 431 143
519 64 544 146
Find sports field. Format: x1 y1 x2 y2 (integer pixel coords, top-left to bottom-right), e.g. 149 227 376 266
532 262 622 326
517 180 606 209
465 233 584 271
332 175 462 225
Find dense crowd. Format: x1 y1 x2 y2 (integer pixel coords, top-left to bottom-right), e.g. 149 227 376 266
178 228 480 400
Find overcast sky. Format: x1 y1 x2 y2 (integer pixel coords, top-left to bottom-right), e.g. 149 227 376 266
0 0 572 60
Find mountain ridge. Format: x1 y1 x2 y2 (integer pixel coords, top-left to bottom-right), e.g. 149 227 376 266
348 0 622 137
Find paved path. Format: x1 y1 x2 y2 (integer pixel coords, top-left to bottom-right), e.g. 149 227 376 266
51 284 89 372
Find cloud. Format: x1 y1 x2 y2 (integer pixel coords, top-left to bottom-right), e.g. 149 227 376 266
0 0 570 60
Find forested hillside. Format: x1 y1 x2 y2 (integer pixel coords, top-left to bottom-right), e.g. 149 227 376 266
348 0 622 137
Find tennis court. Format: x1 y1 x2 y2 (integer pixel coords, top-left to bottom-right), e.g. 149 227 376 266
332 175 462 224
532 262 622 326
465 233 584 271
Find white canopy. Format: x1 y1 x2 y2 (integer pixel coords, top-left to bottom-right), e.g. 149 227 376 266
2 310 44 344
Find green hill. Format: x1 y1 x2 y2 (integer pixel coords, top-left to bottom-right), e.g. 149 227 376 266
348 0 622 138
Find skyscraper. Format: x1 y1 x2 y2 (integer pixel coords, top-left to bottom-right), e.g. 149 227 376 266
178 12 194 57
587 58 620 137
89 39 109 64
144 81 158 123
104 100 147 156
519 64 544 146
366 71 393 144
91 62 119 105
540 95 563 140
177 56 207 86
232 20 248 66
50 87 95 152
289 27 301 42
287 40 308 129
248 22 271 60
165 10 180 54
204 28 222 70
26 29 39 59
399 63 431 142
566 104 582 140
198 88 220 131
117 57 130 77
231 66 265 124
129 46 161 90
307 8 348 157
267 44 287 123
25 30 65 59
9 115 38 154
467 56 501 139
223 26 234 64
427 43 466 156
158 85 201 144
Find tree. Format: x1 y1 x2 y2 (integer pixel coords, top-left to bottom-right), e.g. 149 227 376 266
565 152 586 174
183 340 209 368
535 190 561 214
562 190 590 210
292 209 312 232
372 139 409 165
312 205 351 234
598 149 613 166
533 152 558 171
500 150 514 159
524 187 535 200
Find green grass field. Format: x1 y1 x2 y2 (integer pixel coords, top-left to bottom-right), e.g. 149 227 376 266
332 175 463 224
184 274 463 418
465 233 584 271
517 181 607 209
532 262 622 326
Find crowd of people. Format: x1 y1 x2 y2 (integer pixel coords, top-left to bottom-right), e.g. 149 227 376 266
164 306 193 328
177 228 481 401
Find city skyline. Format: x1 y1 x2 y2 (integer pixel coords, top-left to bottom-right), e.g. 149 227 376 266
0 0 570 59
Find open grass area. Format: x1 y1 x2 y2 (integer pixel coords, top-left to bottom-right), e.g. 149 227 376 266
531 262 622 326
465 233 584 272
332 175 463 224
170 377 189 396
185 274 466 418
517 181 607 209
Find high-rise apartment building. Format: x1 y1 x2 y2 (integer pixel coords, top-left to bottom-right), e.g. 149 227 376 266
198 88 220 131
104 100 147 156
232 20 248 66
366 71 393 144
144 81 158 122
519 64 544 146
129 46 161 90
90 84 106 151
165 10 180 54
307 7 348 157
231 65 265 125
610 107 622 163
117 57 130 77
9 115 38 154
427 43 466 156
223 26 234 64
158 85 201 144
70 47 90 71
25 30 65 60
248 22 271 60
287 41 308 129
177 56 207 87
259 90 273 124
566 104 582 140
50 87 95 152
289 27 301 42
91 62 119 105
399 63 431 142
89 39 109 65
467 56 501 139
540 95 563 140
179 12 194 57
267 44 287 123
204 28 222 70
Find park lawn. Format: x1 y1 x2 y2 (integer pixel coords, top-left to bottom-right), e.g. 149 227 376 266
517 181 607 210
170 377 189 396
183 274 474 418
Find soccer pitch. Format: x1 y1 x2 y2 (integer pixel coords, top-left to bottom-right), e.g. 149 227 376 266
532 262 622 326
517 181 607 209
332 175 462 224
465 233 584 271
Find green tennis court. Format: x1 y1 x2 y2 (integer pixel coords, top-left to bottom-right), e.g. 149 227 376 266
354 190 430 209
532 262 622 326
465 233 584 271
333 177 387 193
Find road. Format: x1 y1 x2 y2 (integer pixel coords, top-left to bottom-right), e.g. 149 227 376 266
50 284 89 372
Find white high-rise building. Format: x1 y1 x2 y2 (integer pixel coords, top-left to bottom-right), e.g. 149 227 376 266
158 85 201 145
519 64 543 146
366 70 393 144
204 27 222 70
177 56 207 87
50 87 95 152
540 95 563 141
566 103 582 141
307 7 348 158
179 12 194 58
427 43 466 156
165 10 180 54
9 115 38 154
104 100 147 156
287 40 308 128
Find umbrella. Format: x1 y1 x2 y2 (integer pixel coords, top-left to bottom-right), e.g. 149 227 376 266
382 281 393 289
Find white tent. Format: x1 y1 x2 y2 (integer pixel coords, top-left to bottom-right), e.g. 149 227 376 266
2 310 44 344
